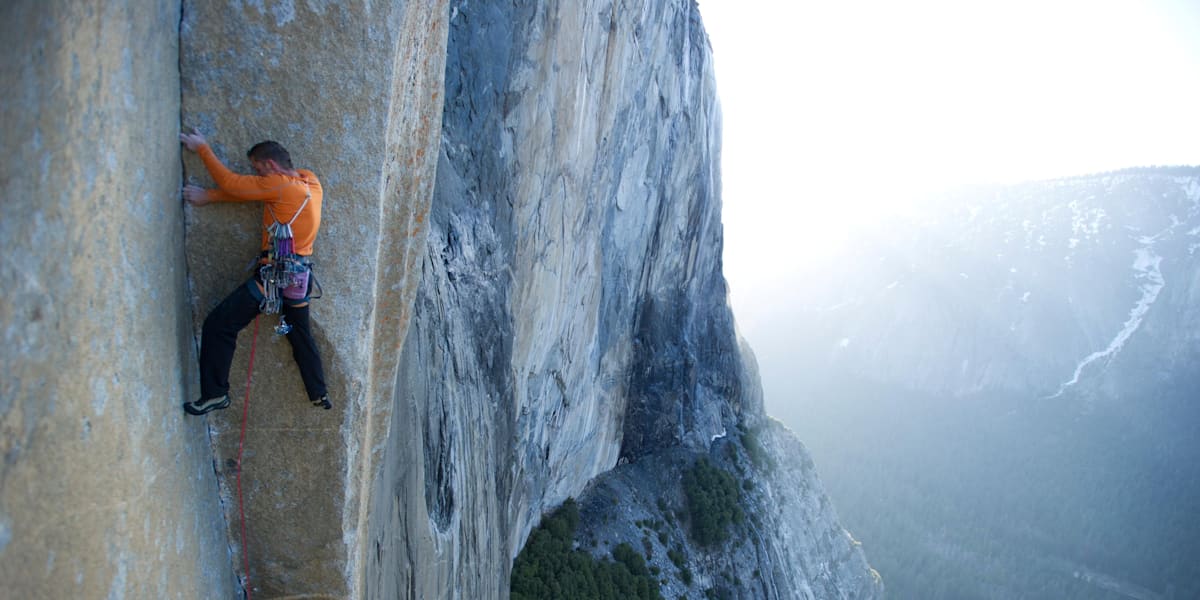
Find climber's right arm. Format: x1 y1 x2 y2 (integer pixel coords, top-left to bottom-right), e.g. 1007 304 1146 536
180 129 284 203
195 144 286 201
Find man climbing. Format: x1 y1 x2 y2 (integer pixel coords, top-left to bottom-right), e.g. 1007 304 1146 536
179 130 332 414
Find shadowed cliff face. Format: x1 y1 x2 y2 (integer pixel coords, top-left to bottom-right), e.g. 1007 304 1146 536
573 419 884 600
366 1 879 599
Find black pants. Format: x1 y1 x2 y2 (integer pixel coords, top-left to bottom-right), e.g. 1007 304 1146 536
199 279 328 402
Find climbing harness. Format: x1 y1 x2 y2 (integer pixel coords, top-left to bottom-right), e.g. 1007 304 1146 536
259 192 312 335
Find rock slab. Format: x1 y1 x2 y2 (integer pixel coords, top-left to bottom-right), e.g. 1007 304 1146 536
180 0 448 597
0 1 238 597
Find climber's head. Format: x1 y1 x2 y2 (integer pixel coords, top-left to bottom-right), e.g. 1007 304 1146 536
247 140 294 175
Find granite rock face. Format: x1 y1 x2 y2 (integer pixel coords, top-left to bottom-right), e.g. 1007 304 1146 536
0 1 239 597
365 1 880 598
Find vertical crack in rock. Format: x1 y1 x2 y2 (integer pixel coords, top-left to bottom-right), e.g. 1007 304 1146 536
423 400 455 531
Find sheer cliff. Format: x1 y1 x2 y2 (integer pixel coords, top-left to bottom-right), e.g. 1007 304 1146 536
2 1 879 598
365 2 879 598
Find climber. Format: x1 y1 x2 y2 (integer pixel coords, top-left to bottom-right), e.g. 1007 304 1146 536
179 129 332 414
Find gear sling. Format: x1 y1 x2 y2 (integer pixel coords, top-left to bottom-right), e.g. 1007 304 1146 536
256 192 320 335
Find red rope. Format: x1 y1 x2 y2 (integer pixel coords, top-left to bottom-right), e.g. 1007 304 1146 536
237 316 260 600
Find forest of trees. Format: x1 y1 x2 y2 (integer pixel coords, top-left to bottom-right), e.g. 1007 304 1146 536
682 457 743 548
511 454 757 600
510 499 664 600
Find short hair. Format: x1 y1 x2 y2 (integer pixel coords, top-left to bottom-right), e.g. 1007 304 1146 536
246 141 294 169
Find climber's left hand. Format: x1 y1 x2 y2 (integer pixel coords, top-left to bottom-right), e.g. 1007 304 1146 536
183 184 213 206
180 129 208 152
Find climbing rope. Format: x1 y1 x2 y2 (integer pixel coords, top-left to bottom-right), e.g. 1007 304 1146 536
238 316 260 600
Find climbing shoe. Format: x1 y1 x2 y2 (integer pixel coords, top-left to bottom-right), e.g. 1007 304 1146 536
312 395 332 410
183 394 231 416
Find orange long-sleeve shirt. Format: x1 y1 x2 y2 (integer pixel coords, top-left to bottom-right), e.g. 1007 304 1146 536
198 144 323 256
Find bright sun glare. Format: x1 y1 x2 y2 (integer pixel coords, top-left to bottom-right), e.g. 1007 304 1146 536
701 0 1200 334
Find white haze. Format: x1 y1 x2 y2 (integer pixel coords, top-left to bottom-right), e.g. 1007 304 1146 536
701 0 1200 347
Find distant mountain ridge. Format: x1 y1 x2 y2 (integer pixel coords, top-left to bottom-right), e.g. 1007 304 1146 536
763 167 1200 599
790 166 1200 399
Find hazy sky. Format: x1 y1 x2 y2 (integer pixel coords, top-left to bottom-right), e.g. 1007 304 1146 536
701 0 1200 340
